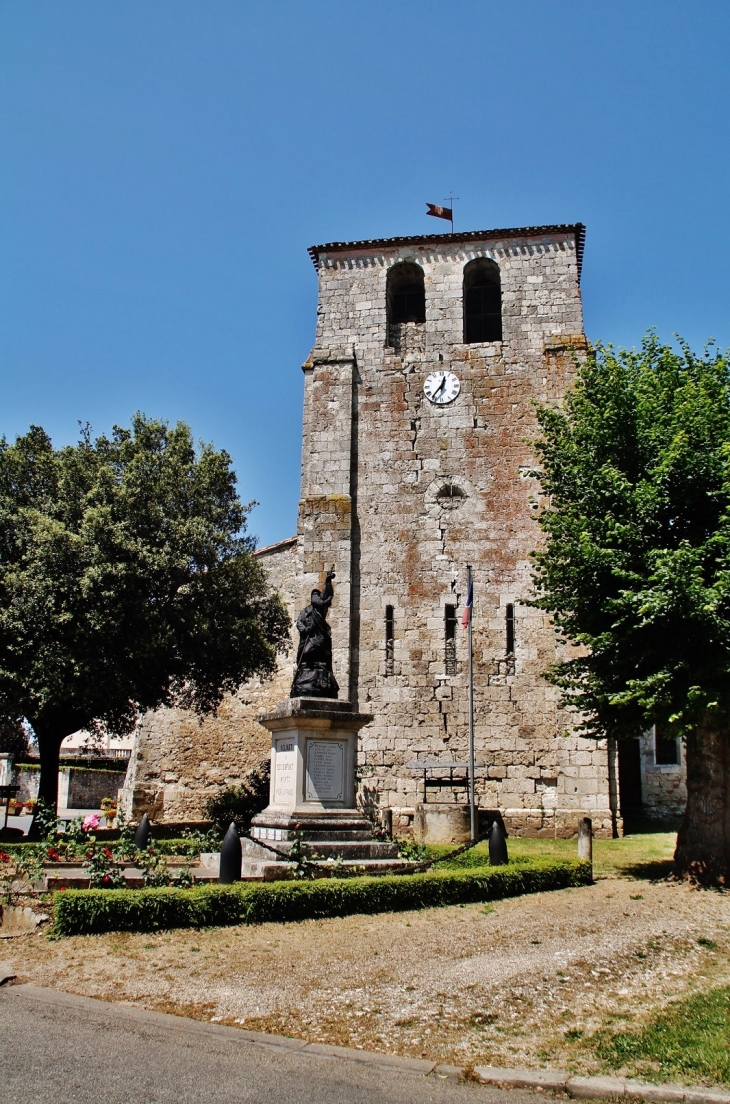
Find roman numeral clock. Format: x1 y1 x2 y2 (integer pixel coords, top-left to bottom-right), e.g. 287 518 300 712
423 369 460 405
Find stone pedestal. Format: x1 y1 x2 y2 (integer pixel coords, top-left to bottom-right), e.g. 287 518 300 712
251 698 400 862
413 803 471 845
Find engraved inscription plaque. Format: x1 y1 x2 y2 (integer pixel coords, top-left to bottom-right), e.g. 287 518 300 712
273 736 297 805
305 739 345 803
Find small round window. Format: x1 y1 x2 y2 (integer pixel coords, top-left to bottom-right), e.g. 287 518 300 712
436 483 466 510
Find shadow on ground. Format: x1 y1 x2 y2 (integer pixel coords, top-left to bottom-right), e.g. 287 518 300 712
611 819 678 881
617 859 675 881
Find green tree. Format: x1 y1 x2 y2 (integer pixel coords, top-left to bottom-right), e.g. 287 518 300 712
0 415 290 821
0 716 29 761
531 334 730 885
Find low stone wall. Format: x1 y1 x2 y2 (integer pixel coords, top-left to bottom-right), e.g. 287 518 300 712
14 767 39 804
66 769 122 810
502 807 617 839
13 765 127 811
383 802 617 841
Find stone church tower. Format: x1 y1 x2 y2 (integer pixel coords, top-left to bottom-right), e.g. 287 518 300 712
125 223 619 838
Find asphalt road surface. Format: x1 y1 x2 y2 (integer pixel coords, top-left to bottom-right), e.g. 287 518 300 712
0 984 540 1104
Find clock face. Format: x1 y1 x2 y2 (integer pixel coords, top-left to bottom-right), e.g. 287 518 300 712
424 370 460 406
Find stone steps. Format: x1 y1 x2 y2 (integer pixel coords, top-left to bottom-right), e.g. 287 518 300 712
268 839 400 860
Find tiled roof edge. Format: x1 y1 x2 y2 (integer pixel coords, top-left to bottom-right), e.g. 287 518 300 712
253 535 298 558
308 223 586 280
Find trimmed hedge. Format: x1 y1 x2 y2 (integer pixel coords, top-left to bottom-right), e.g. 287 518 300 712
142 839 209 856
52 858 591 937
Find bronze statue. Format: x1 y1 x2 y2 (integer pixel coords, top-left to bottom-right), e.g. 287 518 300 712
290 567 339 698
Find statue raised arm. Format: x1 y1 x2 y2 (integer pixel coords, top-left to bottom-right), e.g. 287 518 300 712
290 567 339 699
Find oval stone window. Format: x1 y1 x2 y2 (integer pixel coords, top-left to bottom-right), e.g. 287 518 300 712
436 483 466 509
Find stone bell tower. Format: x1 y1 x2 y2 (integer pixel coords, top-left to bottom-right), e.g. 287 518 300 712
127 222 620 839
296 223 618 838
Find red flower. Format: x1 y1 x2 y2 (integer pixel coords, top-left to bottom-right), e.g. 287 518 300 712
0 851 10 863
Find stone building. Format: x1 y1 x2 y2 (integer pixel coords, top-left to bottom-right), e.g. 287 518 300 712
617 727 687 823
126 222 631 838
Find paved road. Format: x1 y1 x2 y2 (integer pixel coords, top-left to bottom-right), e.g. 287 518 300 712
1 984 539 1104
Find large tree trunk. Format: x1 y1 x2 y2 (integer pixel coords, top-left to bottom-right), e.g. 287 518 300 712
27 713 83 838
674 720 730 885
35 731 62 810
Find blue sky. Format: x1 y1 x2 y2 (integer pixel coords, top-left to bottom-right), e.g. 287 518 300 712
2 2 729 546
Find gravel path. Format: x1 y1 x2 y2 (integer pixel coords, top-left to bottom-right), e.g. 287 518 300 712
10 874 730 1072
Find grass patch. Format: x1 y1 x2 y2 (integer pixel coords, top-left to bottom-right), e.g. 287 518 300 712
591 986 730 1086
427 831 677 880
52 858 590 936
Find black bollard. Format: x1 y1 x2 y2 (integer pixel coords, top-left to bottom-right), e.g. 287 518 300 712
219 822 242 884
134 813 151 850
488 819 509 866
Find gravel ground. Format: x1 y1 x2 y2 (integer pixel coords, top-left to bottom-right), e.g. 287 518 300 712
9 870 730 1073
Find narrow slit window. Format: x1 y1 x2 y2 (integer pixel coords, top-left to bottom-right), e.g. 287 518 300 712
385 605 394 676
445 604 457 675
506 603 515 655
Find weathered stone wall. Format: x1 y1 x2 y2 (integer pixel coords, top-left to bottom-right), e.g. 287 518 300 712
131 225 621 838
14 765 126 811
66 768 123 810
123 538 298 821
639 729 687 820
302 228 617 838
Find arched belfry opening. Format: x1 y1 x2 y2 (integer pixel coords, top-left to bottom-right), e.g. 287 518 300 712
386 262 425 352
463 257 502 343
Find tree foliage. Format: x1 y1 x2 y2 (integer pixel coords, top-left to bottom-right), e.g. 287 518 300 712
0 717 29 761
531 334 730 883
205 762 271 835
531 333 730 740
0 415 290 808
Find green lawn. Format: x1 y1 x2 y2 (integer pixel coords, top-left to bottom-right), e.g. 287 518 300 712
591 986 730 1085
428 828 677 879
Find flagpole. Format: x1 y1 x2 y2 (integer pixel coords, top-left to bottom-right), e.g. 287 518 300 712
467 564 476 843
445 192 458 234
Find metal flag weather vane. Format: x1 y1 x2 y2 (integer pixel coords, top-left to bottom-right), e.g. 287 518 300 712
426 194 458 232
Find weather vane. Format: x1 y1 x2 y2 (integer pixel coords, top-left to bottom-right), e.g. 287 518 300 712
426 193 459 232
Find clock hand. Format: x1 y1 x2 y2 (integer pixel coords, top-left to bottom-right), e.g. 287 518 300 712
434 373 447 398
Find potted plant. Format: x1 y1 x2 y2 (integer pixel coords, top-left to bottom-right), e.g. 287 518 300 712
23 797 37 816
100 798 117 828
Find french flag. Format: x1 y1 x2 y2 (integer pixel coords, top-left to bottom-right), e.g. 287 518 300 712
461 577 473 628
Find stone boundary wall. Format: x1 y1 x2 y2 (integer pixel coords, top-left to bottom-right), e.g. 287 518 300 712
13 765 127 811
